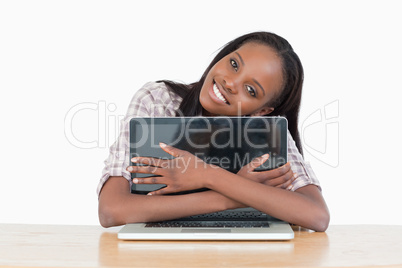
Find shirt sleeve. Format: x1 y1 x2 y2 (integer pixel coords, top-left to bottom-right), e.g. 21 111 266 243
287 130 321 192
96 82 181 196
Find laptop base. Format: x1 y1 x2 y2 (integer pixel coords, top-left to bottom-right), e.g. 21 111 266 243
118 221 294 241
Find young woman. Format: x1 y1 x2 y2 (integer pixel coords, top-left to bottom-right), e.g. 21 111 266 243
97 32 330 231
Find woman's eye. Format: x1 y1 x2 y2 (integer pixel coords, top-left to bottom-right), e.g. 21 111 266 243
246 86 256 97
230 59 238 71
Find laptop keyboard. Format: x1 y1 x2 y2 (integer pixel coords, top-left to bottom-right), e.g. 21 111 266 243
146 221 269 228
145 211 271 228
186 210 268 220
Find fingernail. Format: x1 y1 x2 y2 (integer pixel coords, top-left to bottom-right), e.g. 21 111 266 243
147 192 152 196
159 142 167 148
127 166 134 172
293 173 298 179
261 154 269 159
133 178 138 184
131 158 138 163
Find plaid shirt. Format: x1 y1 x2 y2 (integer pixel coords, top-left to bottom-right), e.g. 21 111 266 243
97 82 320 196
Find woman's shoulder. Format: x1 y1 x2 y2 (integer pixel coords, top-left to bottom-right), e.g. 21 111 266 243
134 81 182 103
126 81 182 117
134 81 168 97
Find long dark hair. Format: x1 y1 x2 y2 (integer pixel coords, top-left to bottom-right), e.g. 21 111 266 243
158 31 304 155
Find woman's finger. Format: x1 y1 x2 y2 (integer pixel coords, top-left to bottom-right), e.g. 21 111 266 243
279 173 298 189
132 176 164 185
257 162 291 181
264 167 294 187
285 173 298 191
243 154 270 172
127 165 161 175
159 142 187 158
147 186 175 196
131 156 166 167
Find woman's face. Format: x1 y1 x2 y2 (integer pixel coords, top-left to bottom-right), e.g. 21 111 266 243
199 42 283 116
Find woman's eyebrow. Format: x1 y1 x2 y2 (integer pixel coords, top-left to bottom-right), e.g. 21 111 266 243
253 79 266 96
235 51 266 96
235 52 245 65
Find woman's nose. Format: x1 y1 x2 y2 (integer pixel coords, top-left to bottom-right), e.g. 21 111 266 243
223 76 238 94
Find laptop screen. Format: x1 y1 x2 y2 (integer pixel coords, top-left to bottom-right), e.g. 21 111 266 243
129 116 287 194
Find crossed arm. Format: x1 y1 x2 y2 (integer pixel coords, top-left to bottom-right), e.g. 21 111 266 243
98 143 329 231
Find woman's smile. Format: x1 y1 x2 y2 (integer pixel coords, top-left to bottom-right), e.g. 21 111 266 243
209 81 229 105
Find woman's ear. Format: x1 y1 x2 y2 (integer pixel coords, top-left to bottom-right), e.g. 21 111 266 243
251 106 274 117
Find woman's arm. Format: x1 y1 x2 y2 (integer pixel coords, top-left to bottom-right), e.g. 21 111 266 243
98 176 243 228
131 143 330 231
99 154 296 228
204 168 329 232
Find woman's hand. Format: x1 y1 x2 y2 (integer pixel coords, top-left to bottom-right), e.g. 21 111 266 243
237 154 297 190
127 143 217 195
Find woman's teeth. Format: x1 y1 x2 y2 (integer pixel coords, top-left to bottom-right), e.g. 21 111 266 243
213 83 228 104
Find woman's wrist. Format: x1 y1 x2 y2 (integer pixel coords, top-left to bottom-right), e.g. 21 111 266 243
202 164 226 189
201 166 244 210
203 189 244 210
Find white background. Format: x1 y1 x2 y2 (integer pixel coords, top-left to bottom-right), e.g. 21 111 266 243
1 0 401 226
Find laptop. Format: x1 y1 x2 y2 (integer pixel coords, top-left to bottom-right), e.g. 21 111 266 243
118 116 294 240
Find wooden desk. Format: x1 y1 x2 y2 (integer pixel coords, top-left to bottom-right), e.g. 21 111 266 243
1 224 402 267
